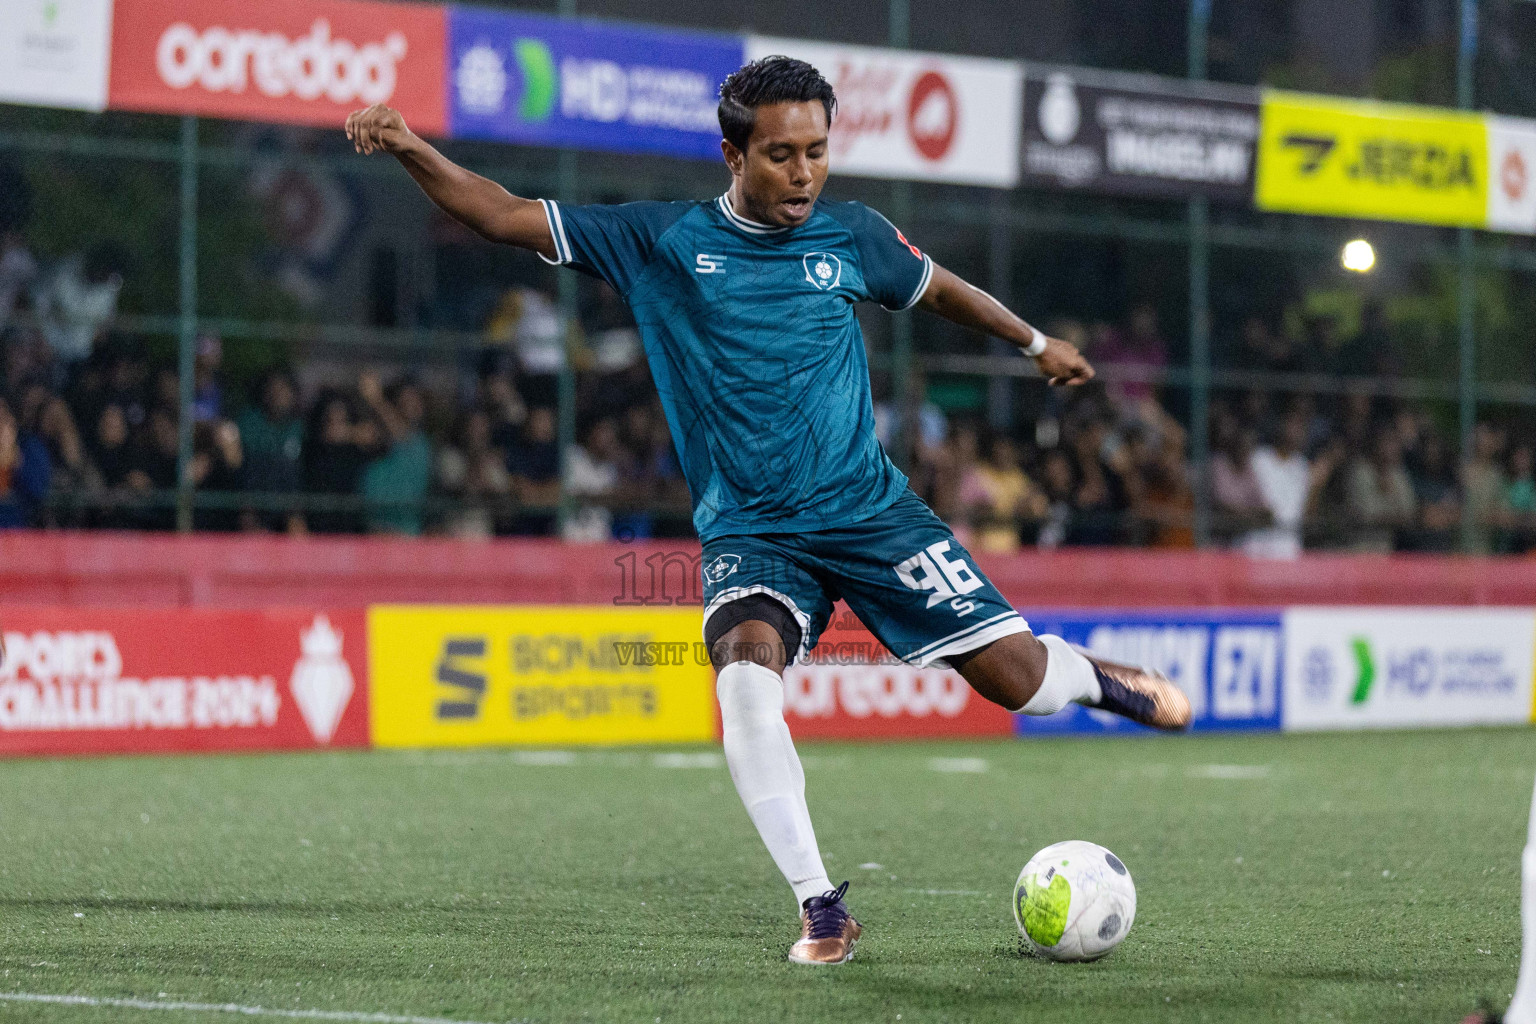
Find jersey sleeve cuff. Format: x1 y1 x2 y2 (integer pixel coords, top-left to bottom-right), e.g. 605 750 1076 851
893 254 934 311
538 198 573 266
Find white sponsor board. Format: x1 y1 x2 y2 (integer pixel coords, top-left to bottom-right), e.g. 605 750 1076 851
746 36 1022 187
1488 116 1536 235
0 0 112 111
1282 607 1535 730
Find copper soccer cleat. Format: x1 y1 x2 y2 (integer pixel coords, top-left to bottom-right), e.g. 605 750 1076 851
788 881 862 965
1081 648 1193 731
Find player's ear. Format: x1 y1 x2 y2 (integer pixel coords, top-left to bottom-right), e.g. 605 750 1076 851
721 138 744 176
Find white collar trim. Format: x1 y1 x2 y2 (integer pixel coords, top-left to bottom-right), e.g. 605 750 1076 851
717 193 790 235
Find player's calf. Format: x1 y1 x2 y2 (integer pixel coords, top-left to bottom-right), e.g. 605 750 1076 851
953 632 1190 731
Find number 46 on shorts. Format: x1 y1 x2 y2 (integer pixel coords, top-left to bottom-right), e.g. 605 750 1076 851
894 541 984 616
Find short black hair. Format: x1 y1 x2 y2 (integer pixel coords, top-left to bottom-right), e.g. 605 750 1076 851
718 56 836 151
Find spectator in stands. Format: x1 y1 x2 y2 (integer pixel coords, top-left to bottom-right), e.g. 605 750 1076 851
90 403 132 489
0 397 50 528
358 372 432 536
304 391 375 534
436 407 511 540
1407 430 1460 552
1246 411 1330 559
191 333 224 422
18 381 93 524
125 405 180 530
31 241 125 370
476 368 527 454
1464 421 1510 554
190 419 244 531
237 368 305 533
1508 443 1536 552
485 287 563 406
506 406 560 535
1069 412 1139 545
1132 422 1195 548
1344 428 1416 553
1211 425 1272 547
960 432 1045 553
1035 447 1077 549
563 416 623 543
1091 303 1167 409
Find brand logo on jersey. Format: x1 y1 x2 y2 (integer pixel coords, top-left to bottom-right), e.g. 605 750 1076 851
694 253 728 274
703 554 741 584
803 252 842 291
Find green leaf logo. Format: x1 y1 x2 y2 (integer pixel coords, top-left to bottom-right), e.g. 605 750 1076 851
1350 636 1375 705
43 0 59 27
514 39 556 122
1018 871 1072 947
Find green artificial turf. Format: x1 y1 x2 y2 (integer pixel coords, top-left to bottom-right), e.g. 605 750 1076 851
0 728 1527 1024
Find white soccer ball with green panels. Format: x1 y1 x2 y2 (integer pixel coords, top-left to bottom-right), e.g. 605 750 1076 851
1013 840 1137 962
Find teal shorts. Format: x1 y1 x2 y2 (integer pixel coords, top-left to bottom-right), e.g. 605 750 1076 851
700 489 1030 667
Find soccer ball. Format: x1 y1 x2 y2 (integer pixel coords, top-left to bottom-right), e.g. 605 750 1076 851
1013 840 1136 962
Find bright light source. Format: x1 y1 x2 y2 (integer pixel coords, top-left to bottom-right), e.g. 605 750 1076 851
1342 238 1376 273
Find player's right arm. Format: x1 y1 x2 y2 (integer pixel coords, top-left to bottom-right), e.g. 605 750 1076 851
345 104 557 261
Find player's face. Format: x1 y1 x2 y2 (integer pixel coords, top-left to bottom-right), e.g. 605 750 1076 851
725 101 830 227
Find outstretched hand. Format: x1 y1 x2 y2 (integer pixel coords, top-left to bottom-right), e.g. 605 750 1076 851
1033 335 1095 387
345 104 414 155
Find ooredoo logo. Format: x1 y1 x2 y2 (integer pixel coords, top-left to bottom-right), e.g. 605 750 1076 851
784 664 970 719
907 70 958 161
155 18 407 105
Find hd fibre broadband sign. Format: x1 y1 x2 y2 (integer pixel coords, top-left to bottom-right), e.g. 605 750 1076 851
1282 607 1535 730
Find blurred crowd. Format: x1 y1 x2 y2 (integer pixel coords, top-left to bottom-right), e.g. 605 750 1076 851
5 219 1536 557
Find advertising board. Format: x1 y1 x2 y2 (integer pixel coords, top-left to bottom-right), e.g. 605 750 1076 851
0 0 113 112
780 614 1015 740
1021 69 1259 203
1256 90 1487 229
448 8 743 160
1282 607 1535 731
368 605 716 747
746 36 1021 187
1014 611 1284 736
0 609 368 756
1487 115 1536 235
107 0 447 133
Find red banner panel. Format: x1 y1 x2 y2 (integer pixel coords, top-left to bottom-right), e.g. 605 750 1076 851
780 618 1014 740
108 0 447 134
0 609 368 757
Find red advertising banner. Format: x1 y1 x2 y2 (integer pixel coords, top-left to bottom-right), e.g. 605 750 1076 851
107 0 447 134
0 609 368 757
780 617 1014 740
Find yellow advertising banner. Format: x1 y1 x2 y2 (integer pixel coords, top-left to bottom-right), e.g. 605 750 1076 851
1256 91 1488 228
368 606 716 747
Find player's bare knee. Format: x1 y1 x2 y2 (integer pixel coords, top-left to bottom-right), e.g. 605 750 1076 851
951 631 1048 711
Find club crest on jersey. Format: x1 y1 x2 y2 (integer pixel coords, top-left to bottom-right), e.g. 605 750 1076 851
703 554 742 584
803 252 842 291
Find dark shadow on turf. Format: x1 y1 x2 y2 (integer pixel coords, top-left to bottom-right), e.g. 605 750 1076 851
0 895 505 916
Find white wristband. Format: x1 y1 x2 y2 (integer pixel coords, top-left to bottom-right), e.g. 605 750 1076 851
1022 326 1048 358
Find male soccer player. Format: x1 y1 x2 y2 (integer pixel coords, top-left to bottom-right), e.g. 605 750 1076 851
347 55 1190 966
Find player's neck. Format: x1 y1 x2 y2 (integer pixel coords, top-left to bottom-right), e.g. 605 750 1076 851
724 186 779 230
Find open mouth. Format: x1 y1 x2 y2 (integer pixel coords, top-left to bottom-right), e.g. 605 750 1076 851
781 196 812 219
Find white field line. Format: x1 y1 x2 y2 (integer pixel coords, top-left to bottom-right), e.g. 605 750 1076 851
0 992 518 1024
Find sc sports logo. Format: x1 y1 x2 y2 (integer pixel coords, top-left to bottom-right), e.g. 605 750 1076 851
455 38 556 120
803 252 842 291
694 254 728 274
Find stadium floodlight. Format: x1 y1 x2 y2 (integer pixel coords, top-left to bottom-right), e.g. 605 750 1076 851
1341 238 1376 273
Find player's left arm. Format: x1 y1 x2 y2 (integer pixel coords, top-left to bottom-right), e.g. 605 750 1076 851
917 263 1094 387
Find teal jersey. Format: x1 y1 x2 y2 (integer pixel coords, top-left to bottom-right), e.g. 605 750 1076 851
542 193 933 540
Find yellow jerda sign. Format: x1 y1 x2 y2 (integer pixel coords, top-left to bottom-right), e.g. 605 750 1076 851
369 606 716 747
1256 91 1488 228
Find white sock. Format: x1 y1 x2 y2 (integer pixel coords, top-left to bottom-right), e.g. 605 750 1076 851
1020 635 1103 715
717 661 834 909
1506 773 1536 1024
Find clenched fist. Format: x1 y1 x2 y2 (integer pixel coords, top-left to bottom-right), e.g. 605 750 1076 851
345 104 415 155
1034 335 1096 387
